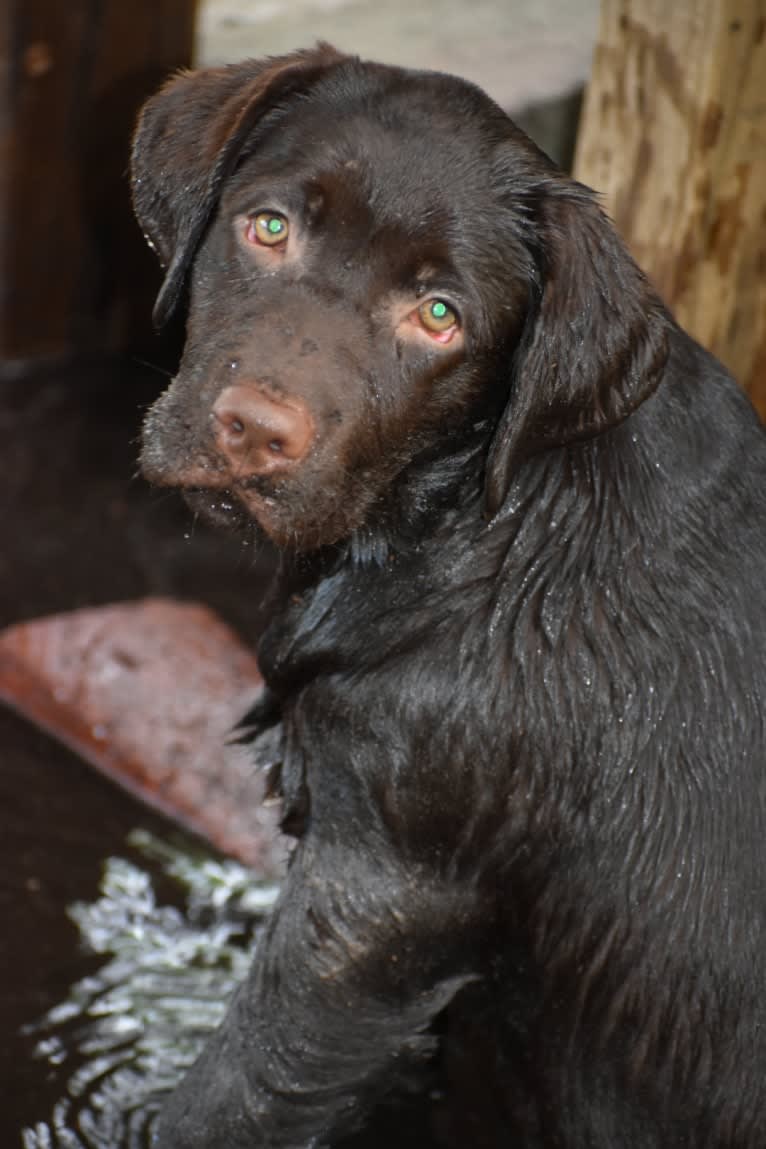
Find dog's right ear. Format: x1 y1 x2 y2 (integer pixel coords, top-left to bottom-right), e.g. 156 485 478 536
131 44 347 327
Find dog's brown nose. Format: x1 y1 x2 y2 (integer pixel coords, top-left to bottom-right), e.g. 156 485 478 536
211 384 314 476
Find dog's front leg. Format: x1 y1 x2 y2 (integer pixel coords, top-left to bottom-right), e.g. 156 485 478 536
154 835 478 1148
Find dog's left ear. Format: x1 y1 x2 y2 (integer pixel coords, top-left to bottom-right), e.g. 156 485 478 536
484 182 669 517
131 44 347 327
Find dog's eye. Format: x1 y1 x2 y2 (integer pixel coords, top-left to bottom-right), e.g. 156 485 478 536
246 212 290 248
418 299 459 336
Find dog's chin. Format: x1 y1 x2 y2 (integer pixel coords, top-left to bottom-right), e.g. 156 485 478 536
182 488 258 534
181 481 367 552
181 485 297 546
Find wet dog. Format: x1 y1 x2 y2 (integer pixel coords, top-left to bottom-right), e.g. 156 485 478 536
133 46 766 1148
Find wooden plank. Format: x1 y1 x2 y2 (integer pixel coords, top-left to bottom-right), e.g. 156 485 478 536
1 3 88 360
0 4 12 350
80 0 198 352
574 0 766 417
0 0 195 367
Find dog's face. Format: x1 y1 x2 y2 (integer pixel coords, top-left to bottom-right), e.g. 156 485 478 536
133 49 667 549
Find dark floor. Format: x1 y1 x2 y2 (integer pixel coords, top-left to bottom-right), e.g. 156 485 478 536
0 358 281 1142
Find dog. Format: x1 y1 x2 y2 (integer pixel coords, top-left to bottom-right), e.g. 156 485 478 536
132 45 766 1148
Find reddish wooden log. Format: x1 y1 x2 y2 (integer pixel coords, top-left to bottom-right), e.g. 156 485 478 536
0 599 285 873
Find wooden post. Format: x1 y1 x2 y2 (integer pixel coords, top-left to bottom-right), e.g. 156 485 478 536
0 0 197 370
574 1 766 417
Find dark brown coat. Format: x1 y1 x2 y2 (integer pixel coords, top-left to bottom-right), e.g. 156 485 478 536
132 47 766 1148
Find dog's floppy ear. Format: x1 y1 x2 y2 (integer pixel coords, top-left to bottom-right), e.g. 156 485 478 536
131 44 347 327
484 181 669 517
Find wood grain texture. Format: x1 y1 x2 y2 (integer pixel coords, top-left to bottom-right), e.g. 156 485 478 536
0 0 196 364
574 0 766 416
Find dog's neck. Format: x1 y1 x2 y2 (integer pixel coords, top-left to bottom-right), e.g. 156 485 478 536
345 425 495 568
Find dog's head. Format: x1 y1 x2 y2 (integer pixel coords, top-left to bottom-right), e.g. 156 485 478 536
133 47 668 549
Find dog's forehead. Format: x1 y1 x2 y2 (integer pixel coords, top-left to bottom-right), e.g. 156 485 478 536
230 70 507 218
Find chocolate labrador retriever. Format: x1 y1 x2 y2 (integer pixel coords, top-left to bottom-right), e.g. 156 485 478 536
132 45 766 1149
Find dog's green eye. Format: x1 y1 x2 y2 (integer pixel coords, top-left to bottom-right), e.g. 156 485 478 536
248 212 289 247
418 299 458 334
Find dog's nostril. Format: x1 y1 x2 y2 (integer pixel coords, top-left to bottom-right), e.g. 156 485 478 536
211 384 314 476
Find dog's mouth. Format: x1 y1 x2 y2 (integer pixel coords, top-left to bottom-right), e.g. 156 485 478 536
143 446 356 550
141 450 280 535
